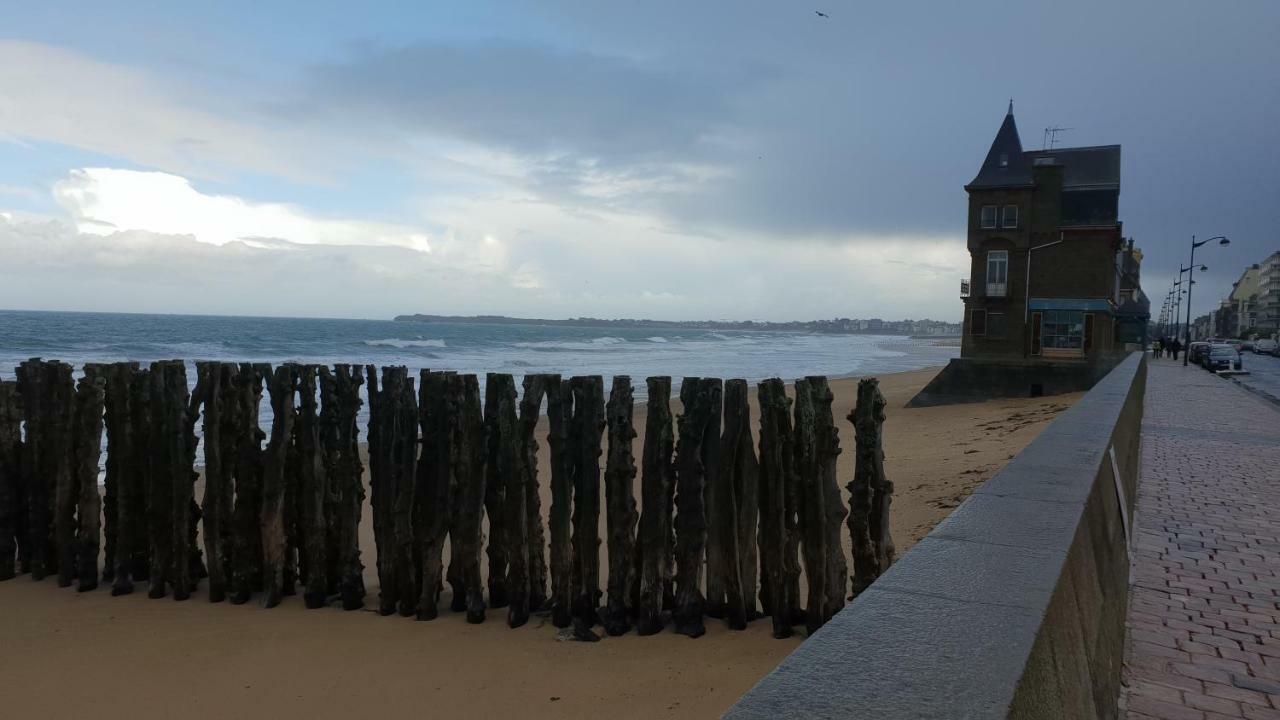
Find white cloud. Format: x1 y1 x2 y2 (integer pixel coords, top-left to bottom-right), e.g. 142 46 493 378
0 41 315 182
54 168 432 252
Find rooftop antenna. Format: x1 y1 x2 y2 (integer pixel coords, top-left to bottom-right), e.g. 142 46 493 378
1043 126 1072 150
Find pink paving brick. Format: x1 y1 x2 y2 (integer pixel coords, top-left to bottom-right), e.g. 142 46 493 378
1122 363 1280 718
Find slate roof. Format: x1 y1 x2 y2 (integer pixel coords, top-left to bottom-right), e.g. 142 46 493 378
965 106 1034 190
1024 146 1121 190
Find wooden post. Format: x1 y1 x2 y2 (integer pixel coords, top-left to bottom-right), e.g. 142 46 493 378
260 364 296 608
392 370 419 617
0 381 23 580
73 367 106 592
445 374 485 622
294 365 328 608
793 378 829 634
484 374 518 616
196 362 227 601
757 378 796 638
103 362 142 593
546 374 573 628
701 378 725 620
319 364 365 610
170 362 198 601
673 377 715 638
809 376 847 622
508 374 546 627
483 374 513 609
716 379 757 629
635 376 674 635
46 362 76 588
368 365 415 615
16 360 47 580
230 363 266 604
568 375 604 640
850 377 894 595
183 366 207 595
146 363 172 598
600 376 638 636
127 365 154 589
414 370 452 620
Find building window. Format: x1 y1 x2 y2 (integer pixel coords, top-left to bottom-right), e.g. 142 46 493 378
986 250 1008 297
987 312 1007 338
971 308 987 336
1041 310 1085 351
1002 205 1018 228
980 205 997 229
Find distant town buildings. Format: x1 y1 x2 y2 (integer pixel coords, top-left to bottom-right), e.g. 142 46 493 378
1188 251 1280 341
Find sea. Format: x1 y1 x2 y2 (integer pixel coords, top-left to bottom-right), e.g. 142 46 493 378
0 309 958 440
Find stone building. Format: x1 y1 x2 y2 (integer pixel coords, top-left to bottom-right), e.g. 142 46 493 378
910 104 1144 406
1229 265 1261 336
1257 251 1280 335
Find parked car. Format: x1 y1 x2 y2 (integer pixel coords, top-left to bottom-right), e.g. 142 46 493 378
1255 339 1278 354
1187 342 1212 364
1203 344 1243 372
1241 340 1255 351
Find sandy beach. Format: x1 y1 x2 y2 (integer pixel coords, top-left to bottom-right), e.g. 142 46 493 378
0 367 1080 719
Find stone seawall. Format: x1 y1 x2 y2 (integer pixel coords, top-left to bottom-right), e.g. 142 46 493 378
726 352 1147 719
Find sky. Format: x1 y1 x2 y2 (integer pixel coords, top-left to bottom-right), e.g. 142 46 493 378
1 1 1277 322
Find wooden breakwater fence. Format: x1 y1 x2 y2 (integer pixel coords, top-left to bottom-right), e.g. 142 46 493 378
0 359 895 640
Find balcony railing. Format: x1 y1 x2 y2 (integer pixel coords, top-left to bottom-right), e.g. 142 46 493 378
960 279 971 298
987 282 1007 298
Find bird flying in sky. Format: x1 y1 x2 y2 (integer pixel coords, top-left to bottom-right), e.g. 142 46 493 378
815 10 829 18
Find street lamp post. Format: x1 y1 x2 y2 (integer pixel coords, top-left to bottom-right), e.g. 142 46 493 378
1183 235 1230 366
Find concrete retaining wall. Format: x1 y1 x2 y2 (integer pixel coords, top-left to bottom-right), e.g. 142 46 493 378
726 352 1147 720
906 354 1125 407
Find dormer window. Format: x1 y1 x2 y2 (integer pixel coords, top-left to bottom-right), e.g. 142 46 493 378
980 205 997 229
1002 205 1018 228
998 153 1009 167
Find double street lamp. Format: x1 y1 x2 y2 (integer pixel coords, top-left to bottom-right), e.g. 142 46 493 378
1183 235 1230 366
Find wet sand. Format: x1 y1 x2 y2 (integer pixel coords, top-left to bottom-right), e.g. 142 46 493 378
0 367 1080 719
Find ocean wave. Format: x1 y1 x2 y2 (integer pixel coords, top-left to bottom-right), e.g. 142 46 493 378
363 338 446 348
646 336 668 343
514 336 626 351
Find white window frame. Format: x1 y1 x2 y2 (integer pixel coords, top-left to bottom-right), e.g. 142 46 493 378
980 205 997 229
1002 204 1018 229
986 250 1008 297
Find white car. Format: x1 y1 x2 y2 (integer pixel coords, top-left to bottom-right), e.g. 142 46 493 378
1254 339 1278 354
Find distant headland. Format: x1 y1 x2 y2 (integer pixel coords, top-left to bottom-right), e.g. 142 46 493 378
393 313 962 337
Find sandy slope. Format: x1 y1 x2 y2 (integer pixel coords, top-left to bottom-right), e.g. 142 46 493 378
0 367 1080 719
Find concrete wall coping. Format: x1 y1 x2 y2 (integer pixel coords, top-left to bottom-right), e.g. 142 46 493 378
725 352 1146 719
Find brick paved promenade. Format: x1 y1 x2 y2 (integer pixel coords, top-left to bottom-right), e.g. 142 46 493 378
1123 360 1280 719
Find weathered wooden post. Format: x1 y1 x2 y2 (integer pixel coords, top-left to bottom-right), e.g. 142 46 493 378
73 367 106 592
414 370 452 620
546 374 574 628
102 362 142 591
600 376 638 636
715 379 758 629
319 364 365 610
635 376 674 635
512 374 549 624
793 378 831 634
294 365 328 608
127 365 154 590
146 363 173 598
810 376 847 622
849 377 894 595
673 377 719 638
196 362 228 601
757 378 797 638
230 363 266 604
568 375 605 639
45 362 76 588
483 374 515 610
0 381 22 581
701 379 726 621
448 374 486 623
368 365 416 615
393 370 419 617
260 363 296 608
16 360 48 580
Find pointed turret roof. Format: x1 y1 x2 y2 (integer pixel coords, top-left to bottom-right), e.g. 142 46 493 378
966 103 1034 190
